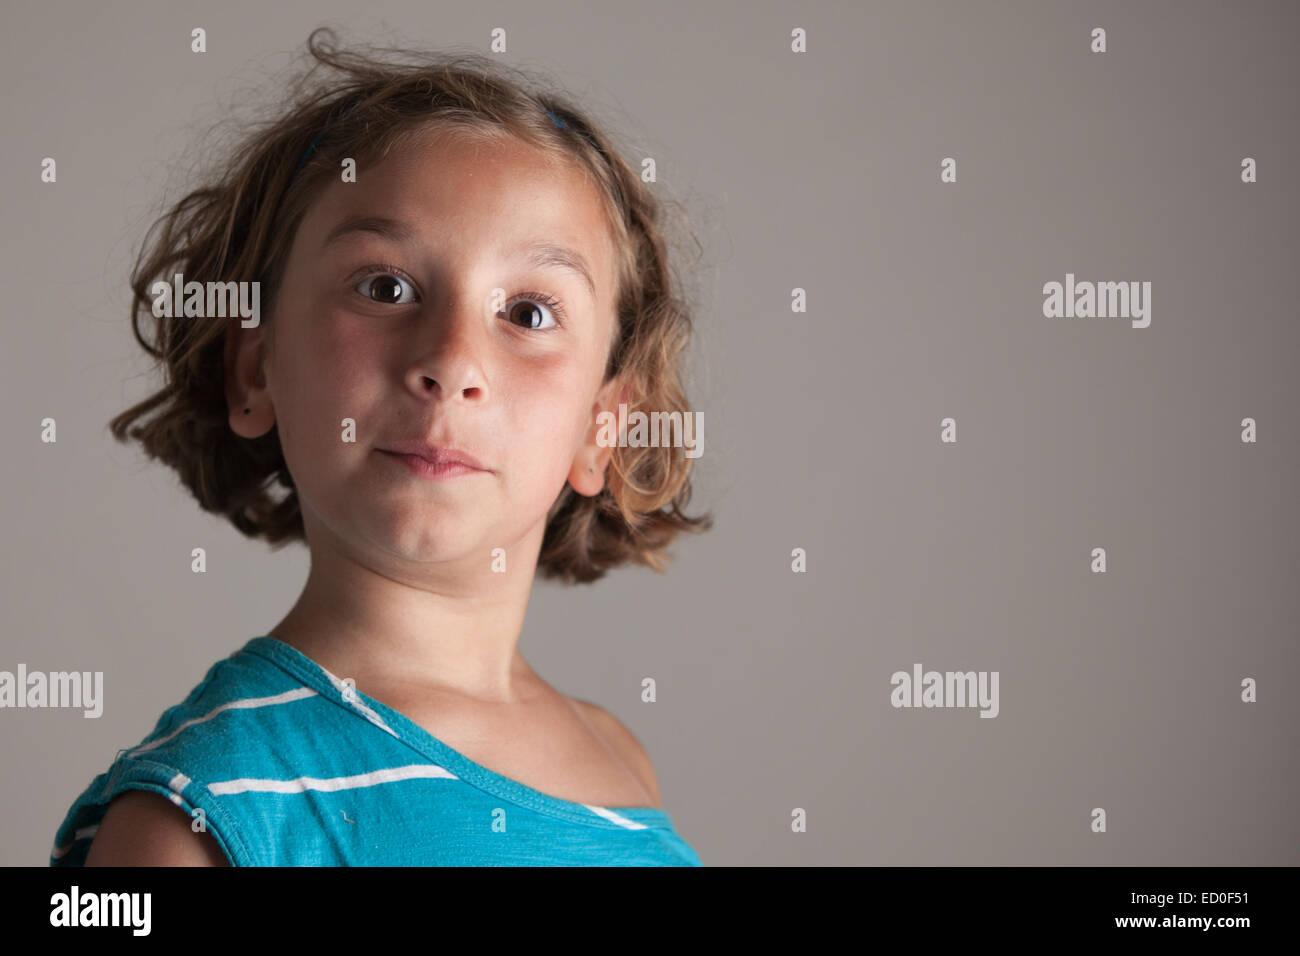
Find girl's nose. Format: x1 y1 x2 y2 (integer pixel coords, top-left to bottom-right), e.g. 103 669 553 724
404 295 490 403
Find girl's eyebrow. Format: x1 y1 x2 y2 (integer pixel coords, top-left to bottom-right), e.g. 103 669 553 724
506 240 598 299
321 213 599 300
322 214 416 249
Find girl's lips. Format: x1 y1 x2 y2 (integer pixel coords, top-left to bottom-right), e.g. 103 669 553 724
377 440 489 471
376 450 489 480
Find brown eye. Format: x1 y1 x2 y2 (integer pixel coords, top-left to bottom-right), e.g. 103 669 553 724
503 295 560 330
356 272 417 305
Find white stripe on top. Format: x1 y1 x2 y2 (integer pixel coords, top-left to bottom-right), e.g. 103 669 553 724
204 765 652 830
582 805 649 830
207 763 459 795
51 772 195 857
51 825 99 859
318 669 400 738
127 687 318 757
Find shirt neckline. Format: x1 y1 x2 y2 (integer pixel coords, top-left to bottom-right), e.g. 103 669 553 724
239 635 676 831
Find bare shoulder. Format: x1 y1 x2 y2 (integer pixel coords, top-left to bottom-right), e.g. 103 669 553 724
568 697 663 809
84 789 230 867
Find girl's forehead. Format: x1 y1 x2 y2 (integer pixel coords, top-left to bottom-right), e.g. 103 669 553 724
302 134 617 282
388 130 589 197
322 127 591 213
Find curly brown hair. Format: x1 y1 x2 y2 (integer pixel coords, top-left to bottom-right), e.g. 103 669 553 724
109 27 712 584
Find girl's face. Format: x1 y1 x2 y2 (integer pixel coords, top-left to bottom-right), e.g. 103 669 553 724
236 127 622 571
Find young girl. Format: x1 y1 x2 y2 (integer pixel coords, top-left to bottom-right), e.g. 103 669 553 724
49 29 712 867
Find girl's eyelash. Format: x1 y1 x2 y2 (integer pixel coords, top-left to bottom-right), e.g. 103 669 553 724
512 289 568 325
353 263 567 328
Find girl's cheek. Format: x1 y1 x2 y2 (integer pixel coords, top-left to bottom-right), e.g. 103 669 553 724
317 333 386 401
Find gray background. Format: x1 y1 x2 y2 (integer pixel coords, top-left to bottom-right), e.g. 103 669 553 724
3 0 1297 866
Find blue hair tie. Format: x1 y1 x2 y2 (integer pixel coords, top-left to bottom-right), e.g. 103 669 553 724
545 108 566 130
294 101 361 174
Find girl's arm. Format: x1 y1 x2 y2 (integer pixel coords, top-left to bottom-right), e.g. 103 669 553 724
83 789 230 867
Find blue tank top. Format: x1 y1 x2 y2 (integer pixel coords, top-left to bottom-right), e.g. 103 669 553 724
49 636 702 866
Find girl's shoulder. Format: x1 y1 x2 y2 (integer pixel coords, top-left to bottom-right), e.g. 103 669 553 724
133 638 318 753
51 637 327 867
566 696 663 809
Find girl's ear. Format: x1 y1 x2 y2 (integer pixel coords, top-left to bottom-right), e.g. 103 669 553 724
224 320 274 437
568 377 632 497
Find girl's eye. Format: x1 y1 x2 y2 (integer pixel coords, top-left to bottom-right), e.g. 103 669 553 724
502 293 564 331
355 271 418 305
352 266 565 331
